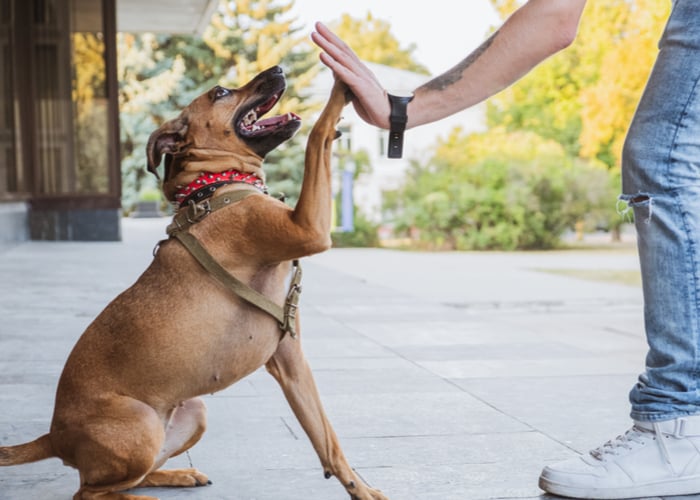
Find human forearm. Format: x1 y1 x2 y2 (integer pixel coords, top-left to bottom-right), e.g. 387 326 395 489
311 0 586 129
408 0 586 127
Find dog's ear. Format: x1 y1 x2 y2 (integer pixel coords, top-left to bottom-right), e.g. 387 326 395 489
146 116 189 178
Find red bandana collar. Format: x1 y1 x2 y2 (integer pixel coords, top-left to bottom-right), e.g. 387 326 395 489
174 169 267 207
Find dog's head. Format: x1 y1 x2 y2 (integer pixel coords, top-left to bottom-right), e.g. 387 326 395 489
146 66 302 201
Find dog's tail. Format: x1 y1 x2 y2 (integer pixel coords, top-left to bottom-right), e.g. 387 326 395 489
0 434 55 466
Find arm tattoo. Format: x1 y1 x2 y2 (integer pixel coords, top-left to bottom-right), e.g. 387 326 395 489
421 30 500 92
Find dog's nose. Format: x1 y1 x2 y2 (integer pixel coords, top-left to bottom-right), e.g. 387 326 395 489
260 66 284 78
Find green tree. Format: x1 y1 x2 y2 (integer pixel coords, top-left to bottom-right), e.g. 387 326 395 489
118 32 218 208
578 0 670 166
485 23 590 157
487 0 670 166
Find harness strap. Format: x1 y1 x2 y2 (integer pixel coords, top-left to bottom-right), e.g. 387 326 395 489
166 189 260 237
167 189 302 338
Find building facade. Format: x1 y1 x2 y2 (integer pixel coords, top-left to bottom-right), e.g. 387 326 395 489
1 0 216 242
2 0 121 241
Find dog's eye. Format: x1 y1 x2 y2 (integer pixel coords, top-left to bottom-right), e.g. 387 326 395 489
213 86 231 101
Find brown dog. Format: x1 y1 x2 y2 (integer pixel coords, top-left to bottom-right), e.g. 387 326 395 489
0 66 388 500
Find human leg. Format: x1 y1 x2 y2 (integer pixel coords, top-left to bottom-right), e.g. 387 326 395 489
540 1 700 497
623 0 700 420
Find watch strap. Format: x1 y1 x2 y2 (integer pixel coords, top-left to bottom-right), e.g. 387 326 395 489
387 93 413 159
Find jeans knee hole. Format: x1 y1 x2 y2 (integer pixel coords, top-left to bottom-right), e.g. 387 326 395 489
629 195 651 205
618 194 653 223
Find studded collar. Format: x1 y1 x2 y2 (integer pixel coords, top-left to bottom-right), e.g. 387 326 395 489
174 169 268 207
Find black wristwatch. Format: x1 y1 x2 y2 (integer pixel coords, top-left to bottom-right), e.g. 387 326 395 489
387 93 413 159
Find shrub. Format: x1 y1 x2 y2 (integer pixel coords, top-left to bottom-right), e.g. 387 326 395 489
331 211 380 248
389 128 618 250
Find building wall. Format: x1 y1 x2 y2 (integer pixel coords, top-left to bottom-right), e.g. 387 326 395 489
1 0 121 241
0 202 28 243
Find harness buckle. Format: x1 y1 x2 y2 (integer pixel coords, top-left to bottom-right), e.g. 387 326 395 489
281 261 303 338
282 283 302 338
186 199 211 224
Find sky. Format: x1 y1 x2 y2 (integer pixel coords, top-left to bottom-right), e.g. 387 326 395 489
290 0 501 76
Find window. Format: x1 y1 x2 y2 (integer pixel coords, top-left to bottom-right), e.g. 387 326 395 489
0 0 22 195
32 0 110 194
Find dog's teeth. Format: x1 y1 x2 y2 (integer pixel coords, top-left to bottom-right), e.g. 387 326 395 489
243 110 257 128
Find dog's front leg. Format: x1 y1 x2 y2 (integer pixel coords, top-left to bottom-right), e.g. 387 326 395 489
266 327 389 500
290 79 350 253
240 79 350 262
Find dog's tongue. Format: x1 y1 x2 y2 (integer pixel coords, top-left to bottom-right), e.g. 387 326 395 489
252 112 301 133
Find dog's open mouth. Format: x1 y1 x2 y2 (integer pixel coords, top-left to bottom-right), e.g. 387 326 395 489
237 94 301 138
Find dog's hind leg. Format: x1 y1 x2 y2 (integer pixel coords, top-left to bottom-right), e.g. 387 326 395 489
136 397 210 489
64 396 207 500
266 323 389 500
67 398 164 500
136 468 209 488
74 489 157 500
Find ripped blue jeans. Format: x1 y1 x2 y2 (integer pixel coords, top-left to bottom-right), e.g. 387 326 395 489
622 0 700 421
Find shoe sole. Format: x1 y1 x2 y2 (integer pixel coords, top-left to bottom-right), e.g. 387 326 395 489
539 474 700 499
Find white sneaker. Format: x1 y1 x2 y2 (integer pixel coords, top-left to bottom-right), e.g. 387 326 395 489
539 417 700 499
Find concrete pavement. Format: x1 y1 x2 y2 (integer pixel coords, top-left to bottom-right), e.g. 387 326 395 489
0 217 692 500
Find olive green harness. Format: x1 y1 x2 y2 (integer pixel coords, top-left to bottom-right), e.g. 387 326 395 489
164 189 302 338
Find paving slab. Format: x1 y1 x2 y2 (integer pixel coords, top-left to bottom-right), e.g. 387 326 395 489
0 217 678 500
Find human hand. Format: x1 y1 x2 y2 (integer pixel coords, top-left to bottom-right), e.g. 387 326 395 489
311 22 391 129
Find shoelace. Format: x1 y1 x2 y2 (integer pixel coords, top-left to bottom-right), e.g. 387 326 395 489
590 423 672 465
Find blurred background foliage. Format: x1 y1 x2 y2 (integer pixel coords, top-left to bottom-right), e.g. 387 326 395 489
116 0 670 249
